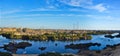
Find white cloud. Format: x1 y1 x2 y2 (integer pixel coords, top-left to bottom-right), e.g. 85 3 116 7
91 4 107 12
1 0 108 16
86 15 120 20
29 8 49 11
59 0 92 7
29 8 63 11
1 10 21 15
56 0 107 12
1 13 84 19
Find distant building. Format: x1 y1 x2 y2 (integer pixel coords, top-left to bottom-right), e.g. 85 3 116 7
1 28 17 32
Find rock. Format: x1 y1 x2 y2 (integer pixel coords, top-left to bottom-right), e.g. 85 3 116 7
65 43 101 50
16 42 32 48
55 43 58 46
115 34 120 37
105 34 114 38
0 42 32 53
78 43 120 56
0 52 12 56
39 47 46 51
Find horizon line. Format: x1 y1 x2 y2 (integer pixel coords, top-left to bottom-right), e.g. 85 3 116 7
0 27 120 31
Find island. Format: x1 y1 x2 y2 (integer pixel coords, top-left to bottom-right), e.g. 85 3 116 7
0 28 94 41
0 28 120 56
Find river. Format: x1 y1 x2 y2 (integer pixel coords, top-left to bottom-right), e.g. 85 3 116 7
0 33 120 54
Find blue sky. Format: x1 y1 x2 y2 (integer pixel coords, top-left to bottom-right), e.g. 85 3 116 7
0 0 120 30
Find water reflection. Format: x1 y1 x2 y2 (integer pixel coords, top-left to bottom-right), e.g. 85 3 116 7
0 33 120 54
0 41 32 54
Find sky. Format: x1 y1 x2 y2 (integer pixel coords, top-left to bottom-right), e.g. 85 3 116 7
0 0 120 30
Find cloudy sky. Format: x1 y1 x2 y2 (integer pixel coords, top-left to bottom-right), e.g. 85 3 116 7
0 0 120 30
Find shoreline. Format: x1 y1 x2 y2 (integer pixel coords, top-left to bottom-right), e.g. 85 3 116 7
78 44 120 56
0 28 120 56
11 43 120 56
0 28 94 41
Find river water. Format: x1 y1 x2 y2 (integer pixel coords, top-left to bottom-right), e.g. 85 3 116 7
0 33 120 54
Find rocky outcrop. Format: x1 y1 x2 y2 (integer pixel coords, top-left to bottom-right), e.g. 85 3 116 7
105 33 120 38
78 43 120 56
0 52 12 56
0 42 32 53
105 34 114 38
65 43 101 50
39 47 46 51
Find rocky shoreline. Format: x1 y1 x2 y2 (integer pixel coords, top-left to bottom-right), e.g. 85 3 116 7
78 44 120 56
0 27 117 41
0 42 32 54
0 28 120 56
1 44 120 56
11 46 120 56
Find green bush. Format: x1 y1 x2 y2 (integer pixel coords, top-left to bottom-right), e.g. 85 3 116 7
0 52 12 56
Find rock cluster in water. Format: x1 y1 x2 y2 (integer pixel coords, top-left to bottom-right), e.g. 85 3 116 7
0 42 32 53
105 33 120 38
65 43 101 50
0 52 12 56
39 47 47 51
78 43 120 56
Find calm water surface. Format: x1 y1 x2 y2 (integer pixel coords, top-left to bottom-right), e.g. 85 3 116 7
0 34 120 54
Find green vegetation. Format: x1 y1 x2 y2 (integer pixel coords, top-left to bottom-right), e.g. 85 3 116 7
1 32 92 41
1 32 17 39
0 28 95 41
1 28 116 41
0 32 2 35
87 31 113 35
0 52 12 56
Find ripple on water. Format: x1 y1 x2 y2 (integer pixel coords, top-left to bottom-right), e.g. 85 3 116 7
0 34 120 54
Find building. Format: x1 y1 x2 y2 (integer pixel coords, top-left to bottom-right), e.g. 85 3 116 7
1 28 17 32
